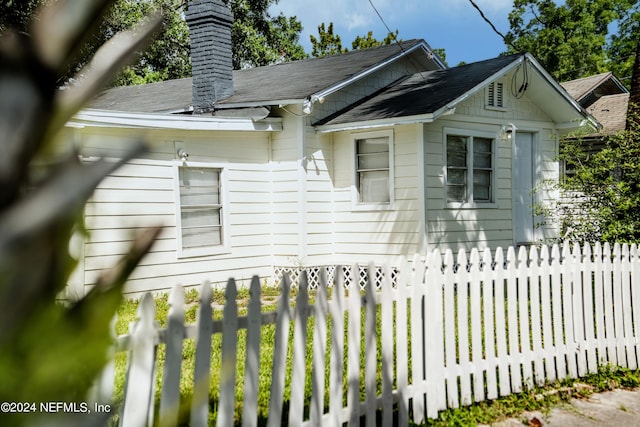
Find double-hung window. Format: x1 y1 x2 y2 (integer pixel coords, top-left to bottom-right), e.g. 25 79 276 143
446 131 495 206
355 133 392 206
175 163 227 257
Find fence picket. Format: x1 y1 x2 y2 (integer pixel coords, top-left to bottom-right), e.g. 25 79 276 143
310 270 328 427
582 243 598 373
394 259 409 426
632 245 640 368
380 264 394 426
423 252 446 417
517 247 533 390
571 243 587 377
159 285 185 427
621 244 636 369
593 242 607 364
469 249 484 402
266 275 291 427
192 283 213 427
289 273 309 427
551 244 567 378
121 293 157 427
441 248 459 407
603 243 617 364
347 265 362 426
506 247 522 393
562 242 578 378
216 280 237 427
539 245 556 382
242 276 262 427
481 248 498 399
329 267 345 427
456 249 472 405
493 247 510 396
529 246 544 387
364 263 377 427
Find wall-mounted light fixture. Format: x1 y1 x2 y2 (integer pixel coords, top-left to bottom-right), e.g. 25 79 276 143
177 148 189 162
499 123 517 142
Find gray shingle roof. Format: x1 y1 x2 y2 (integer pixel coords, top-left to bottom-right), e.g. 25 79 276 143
586 93 629 134
560 72 628 106
315 53 522 127
89 39 441 113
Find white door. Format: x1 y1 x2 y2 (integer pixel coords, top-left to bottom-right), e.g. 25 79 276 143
513 132 535 244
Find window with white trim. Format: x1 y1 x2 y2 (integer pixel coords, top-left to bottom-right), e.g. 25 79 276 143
486 82 504 109
446 133 495 204
355 136 391 204
175 164 225 256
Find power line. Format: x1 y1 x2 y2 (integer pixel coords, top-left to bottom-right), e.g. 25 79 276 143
467 0 518 52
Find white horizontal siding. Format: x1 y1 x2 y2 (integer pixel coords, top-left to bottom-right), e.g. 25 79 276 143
77 126 276 295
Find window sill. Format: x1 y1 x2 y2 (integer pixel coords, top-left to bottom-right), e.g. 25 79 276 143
445 202 499 209
177 245 231 259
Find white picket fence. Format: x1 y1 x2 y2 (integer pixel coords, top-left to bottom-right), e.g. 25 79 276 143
92 241 640 426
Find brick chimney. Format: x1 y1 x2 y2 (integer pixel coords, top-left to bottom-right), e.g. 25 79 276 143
186 0 234 113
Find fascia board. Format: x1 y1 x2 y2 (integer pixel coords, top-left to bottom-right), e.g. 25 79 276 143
315 113 434 133
70 109 282 131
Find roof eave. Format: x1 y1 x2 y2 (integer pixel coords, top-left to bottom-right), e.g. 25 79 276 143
315 113 435 133
69 109 283 131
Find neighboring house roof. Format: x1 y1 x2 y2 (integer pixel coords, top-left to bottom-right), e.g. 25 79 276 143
89 39 444 113
315 53 597 132
585 93 629 134
561 72 629 136
560 72 628 106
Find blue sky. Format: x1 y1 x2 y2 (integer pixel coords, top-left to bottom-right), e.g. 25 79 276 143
269 0 514 66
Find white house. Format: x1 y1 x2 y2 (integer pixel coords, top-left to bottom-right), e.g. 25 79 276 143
61 0 597 296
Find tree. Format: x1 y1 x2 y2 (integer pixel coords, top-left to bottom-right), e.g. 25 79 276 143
0 0 307 85
554 111 640 243
0 0 161 425
311 23 409 58
111 0 308 82
504 0 636 82
351 29 399 50
310 22 347 58
230 1 307 69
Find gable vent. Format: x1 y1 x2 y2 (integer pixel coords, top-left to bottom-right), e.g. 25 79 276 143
487 82 504 108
